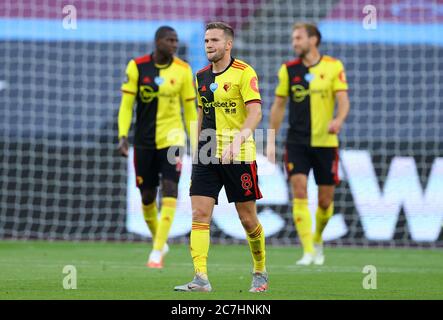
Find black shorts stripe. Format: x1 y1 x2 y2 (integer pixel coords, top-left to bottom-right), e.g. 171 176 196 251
249 162 261 198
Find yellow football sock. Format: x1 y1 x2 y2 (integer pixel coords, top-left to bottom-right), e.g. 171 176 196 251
293 198 314 254
313 202 334 244
142 202 158 238
247 224 266 273
153 197 177 251
190 222 210 277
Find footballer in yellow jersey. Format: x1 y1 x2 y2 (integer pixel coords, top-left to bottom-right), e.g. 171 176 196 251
174 22 268 294
195 58 261 162
191 57 263 202
117 26 197 269
275 55 348 148
268 23 350 266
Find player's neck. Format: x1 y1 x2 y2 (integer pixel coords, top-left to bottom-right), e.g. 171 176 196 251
153 51 172 66
212 54 232 73
302 50 321 68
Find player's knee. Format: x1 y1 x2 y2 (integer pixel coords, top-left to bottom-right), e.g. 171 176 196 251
162 180 178 198
141 188 157 205
318 197 332 211
239 208 258 232
192 207 211 222
291 178 307 198
293 188 307 199
238 214 258 232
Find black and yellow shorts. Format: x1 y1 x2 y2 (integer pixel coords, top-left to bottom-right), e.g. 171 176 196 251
189 160 263 204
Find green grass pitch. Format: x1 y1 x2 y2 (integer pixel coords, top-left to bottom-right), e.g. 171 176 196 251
1 241 442 300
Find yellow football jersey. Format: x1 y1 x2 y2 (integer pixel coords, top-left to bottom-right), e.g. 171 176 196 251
120 54 196 149
195 58 262 161
275 55 348 147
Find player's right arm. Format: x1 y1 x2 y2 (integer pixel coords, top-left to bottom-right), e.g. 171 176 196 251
192 77 204 161
117 60 139 157
194 77 204 138
267 64 289 163
197 106 203 144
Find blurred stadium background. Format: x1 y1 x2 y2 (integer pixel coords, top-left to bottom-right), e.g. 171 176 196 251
1 0 443 248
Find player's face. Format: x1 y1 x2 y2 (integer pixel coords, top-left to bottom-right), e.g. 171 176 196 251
156 31 178 57
205 29 232 63
292 28 311 57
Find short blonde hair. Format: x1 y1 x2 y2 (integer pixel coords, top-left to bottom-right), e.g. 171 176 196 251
293 22 321 47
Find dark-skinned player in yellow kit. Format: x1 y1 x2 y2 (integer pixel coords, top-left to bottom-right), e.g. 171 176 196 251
174 22 268 293
268 23 350 266
117 26 197 269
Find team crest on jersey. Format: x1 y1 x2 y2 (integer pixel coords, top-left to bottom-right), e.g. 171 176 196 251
154 76 164 85
170 78 176 85
223 82 231 92
210 83 218 92
304 73 314 82
143 76 151 84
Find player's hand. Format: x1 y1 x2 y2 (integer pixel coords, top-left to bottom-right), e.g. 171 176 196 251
328 118 343 134
117 137 129 157
175 156 182 172
266 142 276 164
221 138 241 164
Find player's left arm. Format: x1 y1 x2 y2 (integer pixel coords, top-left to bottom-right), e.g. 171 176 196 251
329 91 350 134
236 102 263 144
328 60 350 134
222 67 262 162
222 102 262 163
236 66 263 143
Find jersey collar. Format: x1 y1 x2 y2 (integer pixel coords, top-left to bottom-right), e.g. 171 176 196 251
152 53 174 69
303 55 323 69
211 57 235 76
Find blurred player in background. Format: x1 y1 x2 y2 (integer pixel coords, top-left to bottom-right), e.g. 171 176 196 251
268 23 350 265
117 26 197 268
174 22 267 293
